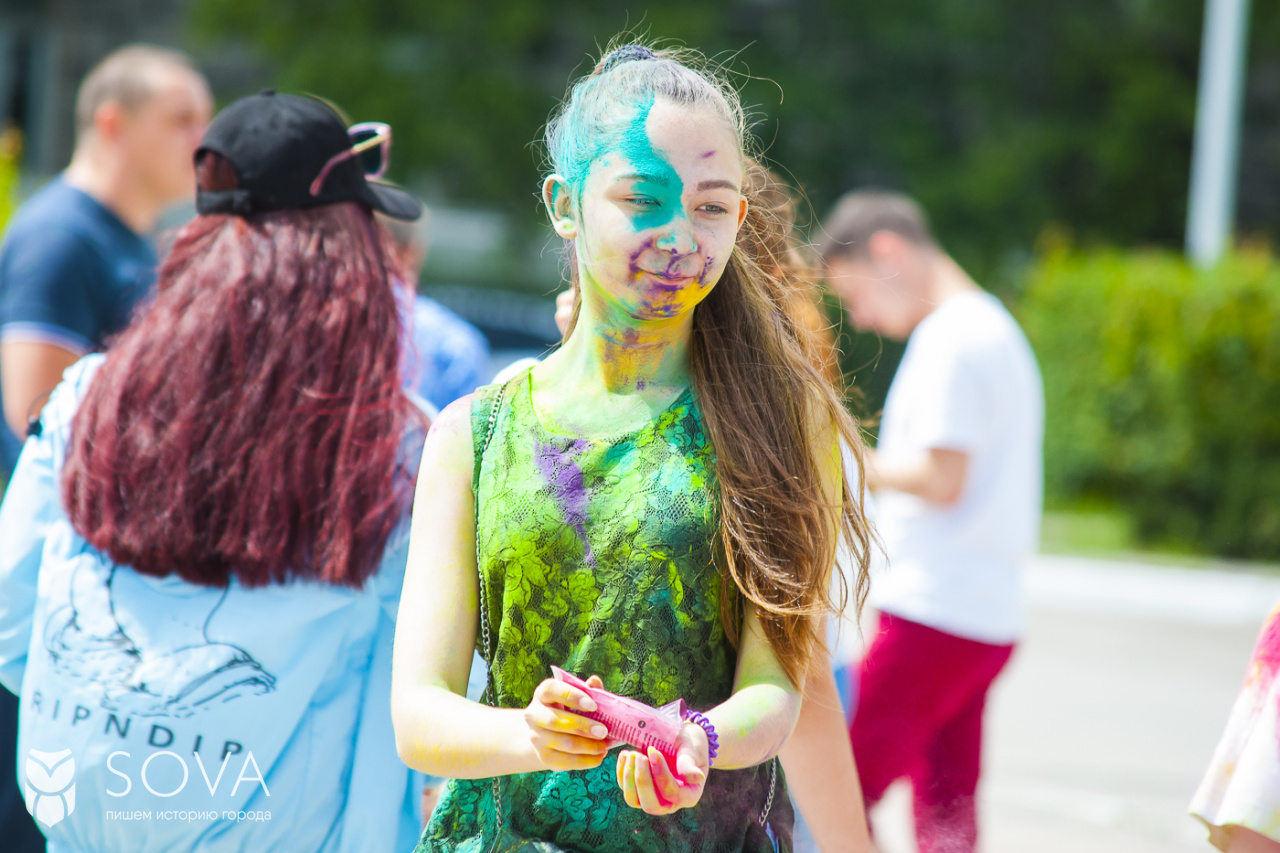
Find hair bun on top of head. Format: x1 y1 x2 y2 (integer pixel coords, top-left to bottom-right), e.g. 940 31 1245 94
598 44 657 73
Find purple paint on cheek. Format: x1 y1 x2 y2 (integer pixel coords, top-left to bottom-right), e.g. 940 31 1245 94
699 255 716 283
701 150 716 159
629 243 647 275
536 439 595 567
627 240 657 282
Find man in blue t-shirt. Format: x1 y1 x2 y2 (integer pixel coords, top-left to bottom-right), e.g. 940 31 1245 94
0 45 211 474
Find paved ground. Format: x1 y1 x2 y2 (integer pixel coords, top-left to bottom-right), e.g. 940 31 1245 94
868 555 1280 853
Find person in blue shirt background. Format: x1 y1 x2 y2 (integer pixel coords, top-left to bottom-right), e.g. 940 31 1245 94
378 211 491 412
0 44 211 474
0 91 430 853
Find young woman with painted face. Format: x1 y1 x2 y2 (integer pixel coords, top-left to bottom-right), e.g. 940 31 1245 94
491 162 876 852
392 43 874 852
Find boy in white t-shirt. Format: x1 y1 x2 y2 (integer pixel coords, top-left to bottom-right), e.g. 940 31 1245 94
821 191 1043 853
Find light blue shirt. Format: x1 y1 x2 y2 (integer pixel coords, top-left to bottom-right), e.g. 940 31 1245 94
0 355 426 853
398 292 490 412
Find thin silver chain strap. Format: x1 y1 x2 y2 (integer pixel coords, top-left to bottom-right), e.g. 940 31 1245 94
477 381 504 678
758 757 777 826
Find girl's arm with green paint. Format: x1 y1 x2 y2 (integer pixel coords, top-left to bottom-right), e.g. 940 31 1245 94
390 397 610 779
705 607 805 768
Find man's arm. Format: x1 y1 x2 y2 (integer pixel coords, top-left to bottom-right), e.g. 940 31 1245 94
864 446 968 506
0 227 105 437
1 340 83 437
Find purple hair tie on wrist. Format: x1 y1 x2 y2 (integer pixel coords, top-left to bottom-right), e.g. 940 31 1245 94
601 44 656 73
682 709 719 766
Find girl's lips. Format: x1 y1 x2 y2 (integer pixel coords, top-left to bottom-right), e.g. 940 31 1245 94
639 271 699 287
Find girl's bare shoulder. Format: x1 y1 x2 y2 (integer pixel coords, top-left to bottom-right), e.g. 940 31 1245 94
420 393 478 477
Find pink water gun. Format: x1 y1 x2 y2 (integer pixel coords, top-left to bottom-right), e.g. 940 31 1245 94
552 666 718 776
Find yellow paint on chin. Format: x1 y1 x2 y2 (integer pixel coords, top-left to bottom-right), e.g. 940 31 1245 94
630 268 715 320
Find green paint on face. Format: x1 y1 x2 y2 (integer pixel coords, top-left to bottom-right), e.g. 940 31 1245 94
615 95 686 232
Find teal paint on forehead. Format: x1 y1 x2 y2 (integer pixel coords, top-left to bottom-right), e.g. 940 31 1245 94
557 77 644 191
615 94 684 231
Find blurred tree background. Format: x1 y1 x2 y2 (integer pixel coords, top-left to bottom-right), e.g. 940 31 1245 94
184 1 1280 558
187 0 1280 267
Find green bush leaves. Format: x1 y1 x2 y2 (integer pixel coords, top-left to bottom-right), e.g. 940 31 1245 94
1021 246 1280 558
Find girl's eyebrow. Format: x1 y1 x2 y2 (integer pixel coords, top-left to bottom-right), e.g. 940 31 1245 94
618 172 670 187
615 174 740 193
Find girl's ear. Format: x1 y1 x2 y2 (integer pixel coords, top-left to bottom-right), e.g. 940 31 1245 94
735 196 748 231
542 175 577 238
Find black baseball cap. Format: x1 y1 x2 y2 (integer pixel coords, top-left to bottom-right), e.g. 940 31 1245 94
195 90 422 221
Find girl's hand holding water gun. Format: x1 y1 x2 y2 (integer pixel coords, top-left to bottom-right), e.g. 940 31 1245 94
616 721 710 815
523 674 611 771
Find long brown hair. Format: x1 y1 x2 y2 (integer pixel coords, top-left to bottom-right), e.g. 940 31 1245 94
62 191 420 589
740 160 842 387
547 42 872 687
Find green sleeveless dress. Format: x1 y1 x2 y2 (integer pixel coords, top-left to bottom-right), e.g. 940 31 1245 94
417 369 790 853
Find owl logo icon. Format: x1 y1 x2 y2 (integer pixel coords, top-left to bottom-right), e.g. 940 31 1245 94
25 748 76 827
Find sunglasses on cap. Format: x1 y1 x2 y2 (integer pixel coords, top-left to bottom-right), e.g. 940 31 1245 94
194 91 421 220
309 121 391 198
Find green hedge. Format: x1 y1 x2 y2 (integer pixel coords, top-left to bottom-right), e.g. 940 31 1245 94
1019 244 1280 560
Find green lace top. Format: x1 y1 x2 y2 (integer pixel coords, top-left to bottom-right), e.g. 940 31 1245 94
418 369 790 853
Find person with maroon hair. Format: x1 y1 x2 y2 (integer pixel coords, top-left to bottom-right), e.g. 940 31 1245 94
0 91 429 853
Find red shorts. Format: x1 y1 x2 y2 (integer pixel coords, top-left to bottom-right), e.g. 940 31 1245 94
849 611 1014 853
